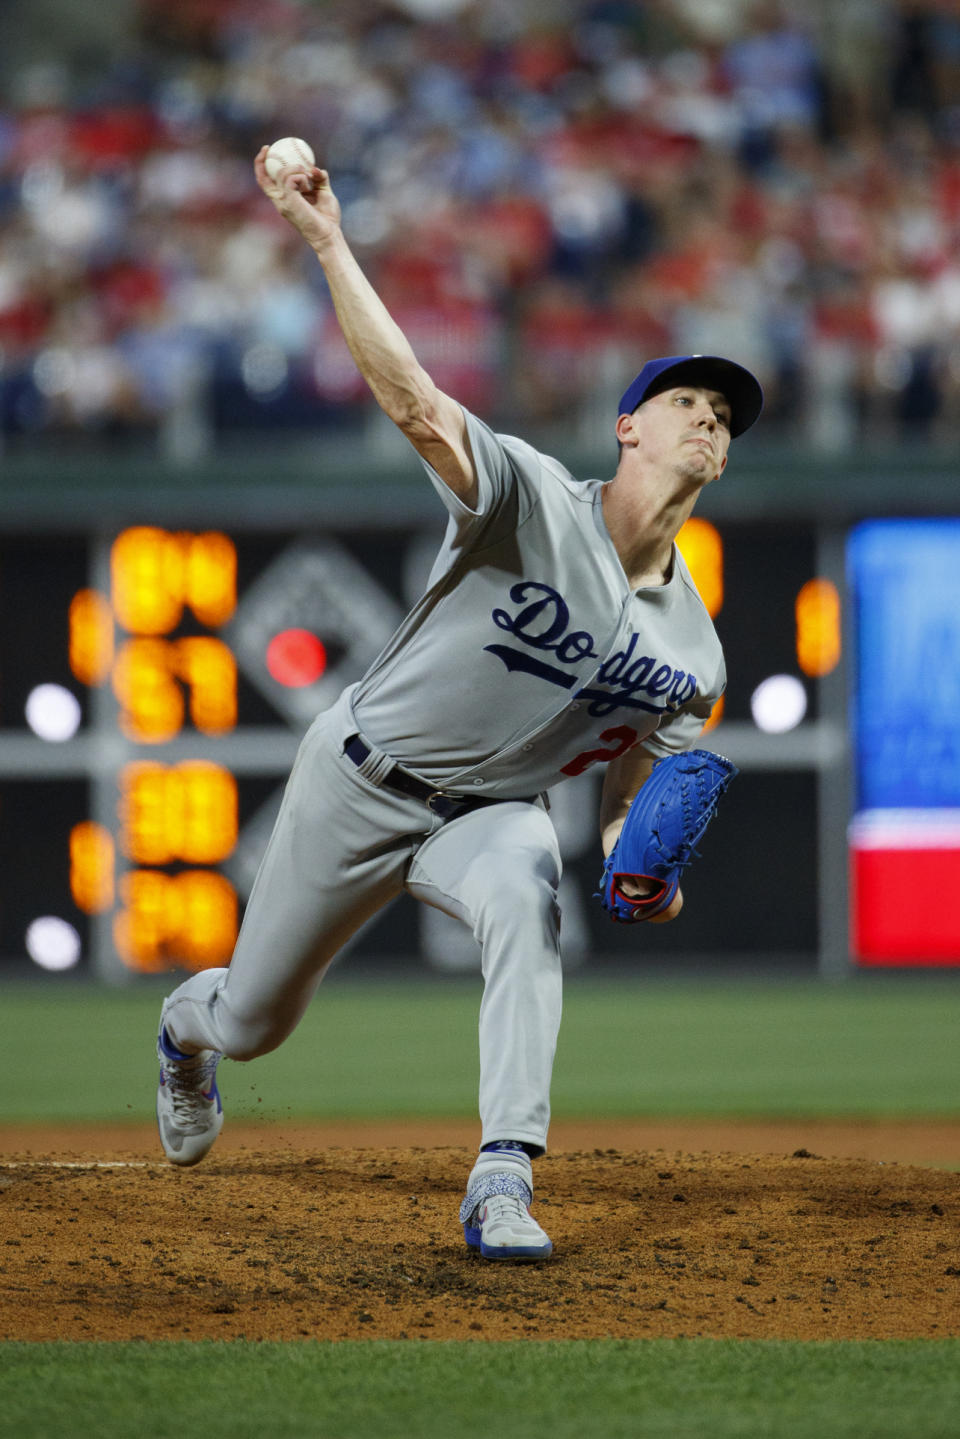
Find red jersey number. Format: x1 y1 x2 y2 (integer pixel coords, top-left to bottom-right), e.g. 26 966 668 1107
560 725 638 777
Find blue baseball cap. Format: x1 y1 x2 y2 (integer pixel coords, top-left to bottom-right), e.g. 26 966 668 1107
618 354 764 438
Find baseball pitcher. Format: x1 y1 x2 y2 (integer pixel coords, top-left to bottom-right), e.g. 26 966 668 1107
155 145 762 1262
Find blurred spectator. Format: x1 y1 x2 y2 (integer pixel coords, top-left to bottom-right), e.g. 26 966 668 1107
889 0 942 122
0 0 958 456
722 1 826 162
811 0 894 136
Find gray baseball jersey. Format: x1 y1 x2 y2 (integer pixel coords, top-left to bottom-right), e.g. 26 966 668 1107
160 407 728 1163
352 408 725 794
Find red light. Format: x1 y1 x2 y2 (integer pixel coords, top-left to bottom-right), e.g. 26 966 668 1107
266 629 328 688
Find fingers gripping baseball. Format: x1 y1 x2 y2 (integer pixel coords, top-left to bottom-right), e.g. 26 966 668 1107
254 145 341 248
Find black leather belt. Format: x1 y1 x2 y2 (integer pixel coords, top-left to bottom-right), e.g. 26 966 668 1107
344 735 531 822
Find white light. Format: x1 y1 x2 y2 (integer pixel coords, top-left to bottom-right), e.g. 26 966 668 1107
25 916 81 972
750 674 808 733
25 684 81 741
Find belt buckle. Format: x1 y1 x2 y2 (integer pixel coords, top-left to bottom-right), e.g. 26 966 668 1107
425 790 453 815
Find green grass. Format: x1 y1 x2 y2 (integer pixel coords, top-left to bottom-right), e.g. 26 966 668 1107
3 985 958 1432
1 1340 959 1439
0 976 957 1124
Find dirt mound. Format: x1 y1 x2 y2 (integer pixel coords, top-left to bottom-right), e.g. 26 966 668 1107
2 1128 958 1341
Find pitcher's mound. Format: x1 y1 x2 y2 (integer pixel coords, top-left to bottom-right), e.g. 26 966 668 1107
2 1129 957 1341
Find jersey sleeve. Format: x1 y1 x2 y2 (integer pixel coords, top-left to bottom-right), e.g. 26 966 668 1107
414 407 541 543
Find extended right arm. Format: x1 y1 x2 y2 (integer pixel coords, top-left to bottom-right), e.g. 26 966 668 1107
254 148 477 506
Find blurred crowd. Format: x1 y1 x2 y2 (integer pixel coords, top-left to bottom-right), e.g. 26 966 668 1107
1 0 959 457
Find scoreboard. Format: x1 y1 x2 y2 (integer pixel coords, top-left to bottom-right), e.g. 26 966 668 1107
0 514 843 980
74 528 240 970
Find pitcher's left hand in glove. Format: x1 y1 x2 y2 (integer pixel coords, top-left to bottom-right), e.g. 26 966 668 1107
596 749 738 922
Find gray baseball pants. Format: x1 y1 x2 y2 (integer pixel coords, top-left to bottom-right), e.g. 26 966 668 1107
160 690 563 1154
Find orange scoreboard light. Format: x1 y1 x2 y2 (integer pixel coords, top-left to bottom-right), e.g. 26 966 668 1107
69 528 241 973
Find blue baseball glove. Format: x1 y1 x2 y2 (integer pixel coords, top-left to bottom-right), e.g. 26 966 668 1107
596 749 738 922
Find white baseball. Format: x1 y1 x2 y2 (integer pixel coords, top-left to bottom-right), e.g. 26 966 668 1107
264 137 316 182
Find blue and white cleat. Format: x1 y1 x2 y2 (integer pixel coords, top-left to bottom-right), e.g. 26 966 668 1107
459 1143 553 1261
464 1192 553 1262
156 1025 223 1167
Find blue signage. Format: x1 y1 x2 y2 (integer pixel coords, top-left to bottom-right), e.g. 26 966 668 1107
848 519 960 810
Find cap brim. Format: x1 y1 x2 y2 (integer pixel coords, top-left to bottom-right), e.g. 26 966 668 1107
639 356 764 437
